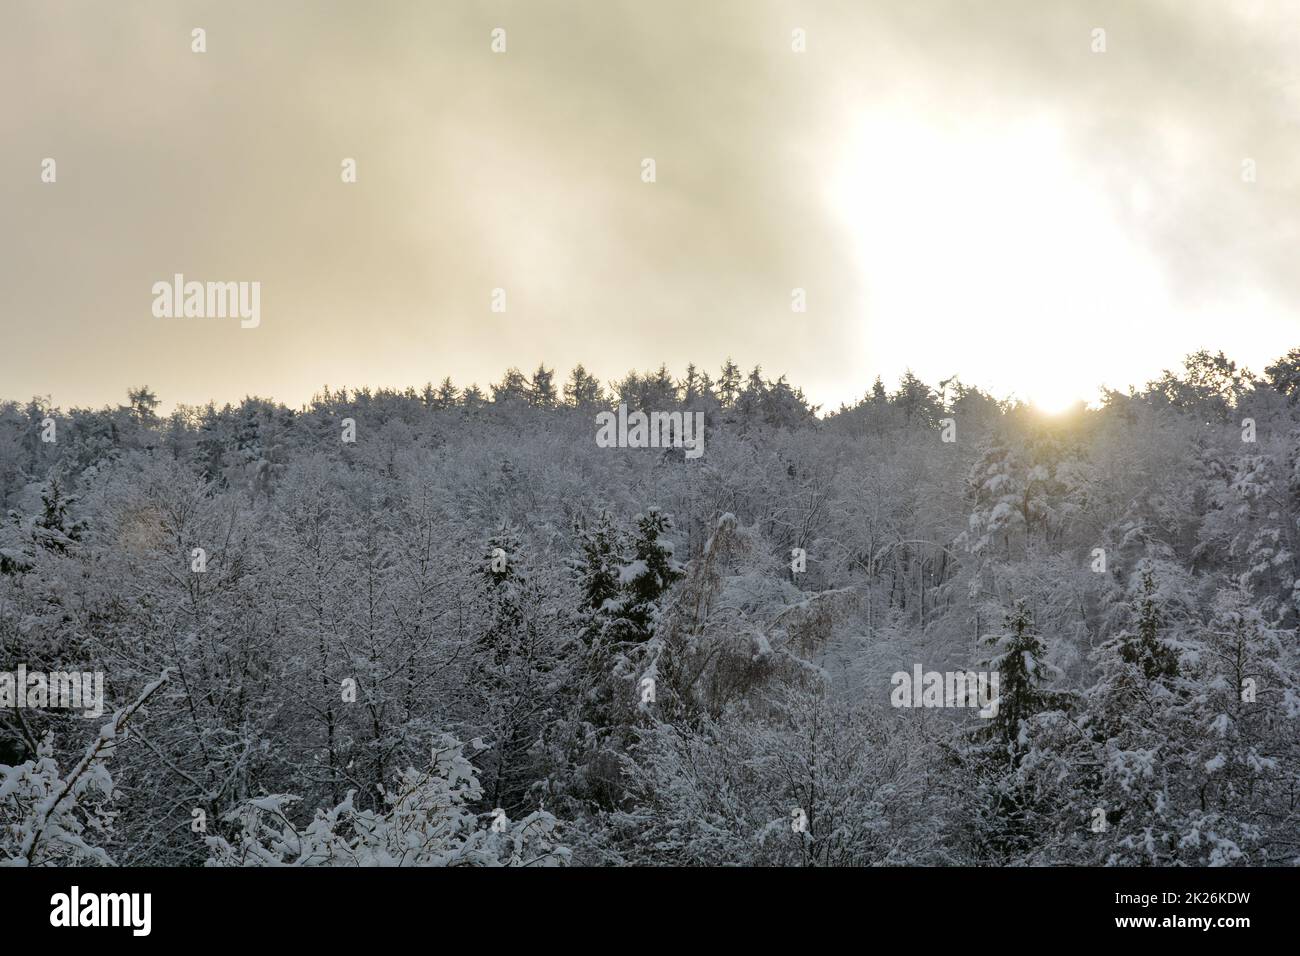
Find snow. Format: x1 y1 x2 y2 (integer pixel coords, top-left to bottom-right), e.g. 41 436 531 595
618 560 648 584
2 359 1299 869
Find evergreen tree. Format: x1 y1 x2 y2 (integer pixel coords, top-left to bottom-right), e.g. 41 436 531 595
644 365 678 407
608 509 684 646
734 366 767 424
717 359 741 409
893 370 938 425
1117 568 1179 682
125 387 160 426
33 476 84 553
681 364 702 404
470 523 575 813
980 601 1049 746
529 365 558 408
491 368 530 407
435 377 459 409
563 365 605 408
948 601 1056 863
573 510 624 623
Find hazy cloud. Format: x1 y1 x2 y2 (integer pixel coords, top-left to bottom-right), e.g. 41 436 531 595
2 0 1295 411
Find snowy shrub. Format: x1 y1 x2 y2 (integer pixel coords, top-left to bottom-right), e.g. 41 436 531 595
1 672 167 866
205 735 570 867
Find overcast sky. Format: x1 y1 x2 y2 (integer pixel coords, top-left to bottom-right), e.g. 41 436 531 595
2 0 1297 413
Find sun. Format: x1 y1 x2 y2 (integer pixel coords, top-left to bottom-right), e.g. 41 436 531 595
1029 390 1083 415
1021 372 1089 414
827 107 1169 410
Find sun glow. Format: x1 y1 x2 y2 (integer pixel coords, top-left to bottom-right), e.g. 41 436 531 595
1030 393 1085 416
828 108 1171 408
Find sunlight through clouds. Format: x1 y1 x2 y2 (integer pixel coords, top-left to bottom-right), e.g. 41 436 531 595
828 108 1173 409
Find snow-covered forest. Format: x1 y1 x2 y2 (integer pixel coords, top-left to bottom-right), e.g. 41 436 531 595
2 350 1299 867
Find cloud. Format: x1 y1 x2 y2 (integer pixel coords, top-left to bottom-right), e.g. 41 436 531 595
1 0 1294 411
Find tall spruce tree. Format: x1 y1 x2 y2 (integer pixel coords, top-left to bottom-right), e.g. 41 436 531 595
609 509 683 646
1118 568 1179 682
980 601 1049 747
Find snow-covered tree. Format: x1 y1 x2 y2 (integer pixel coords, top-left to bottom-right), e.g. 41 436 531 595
205 736 568 866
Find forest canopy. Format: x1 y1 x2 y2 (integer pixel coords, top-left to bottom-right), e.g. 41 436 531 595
2 348 1299 866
